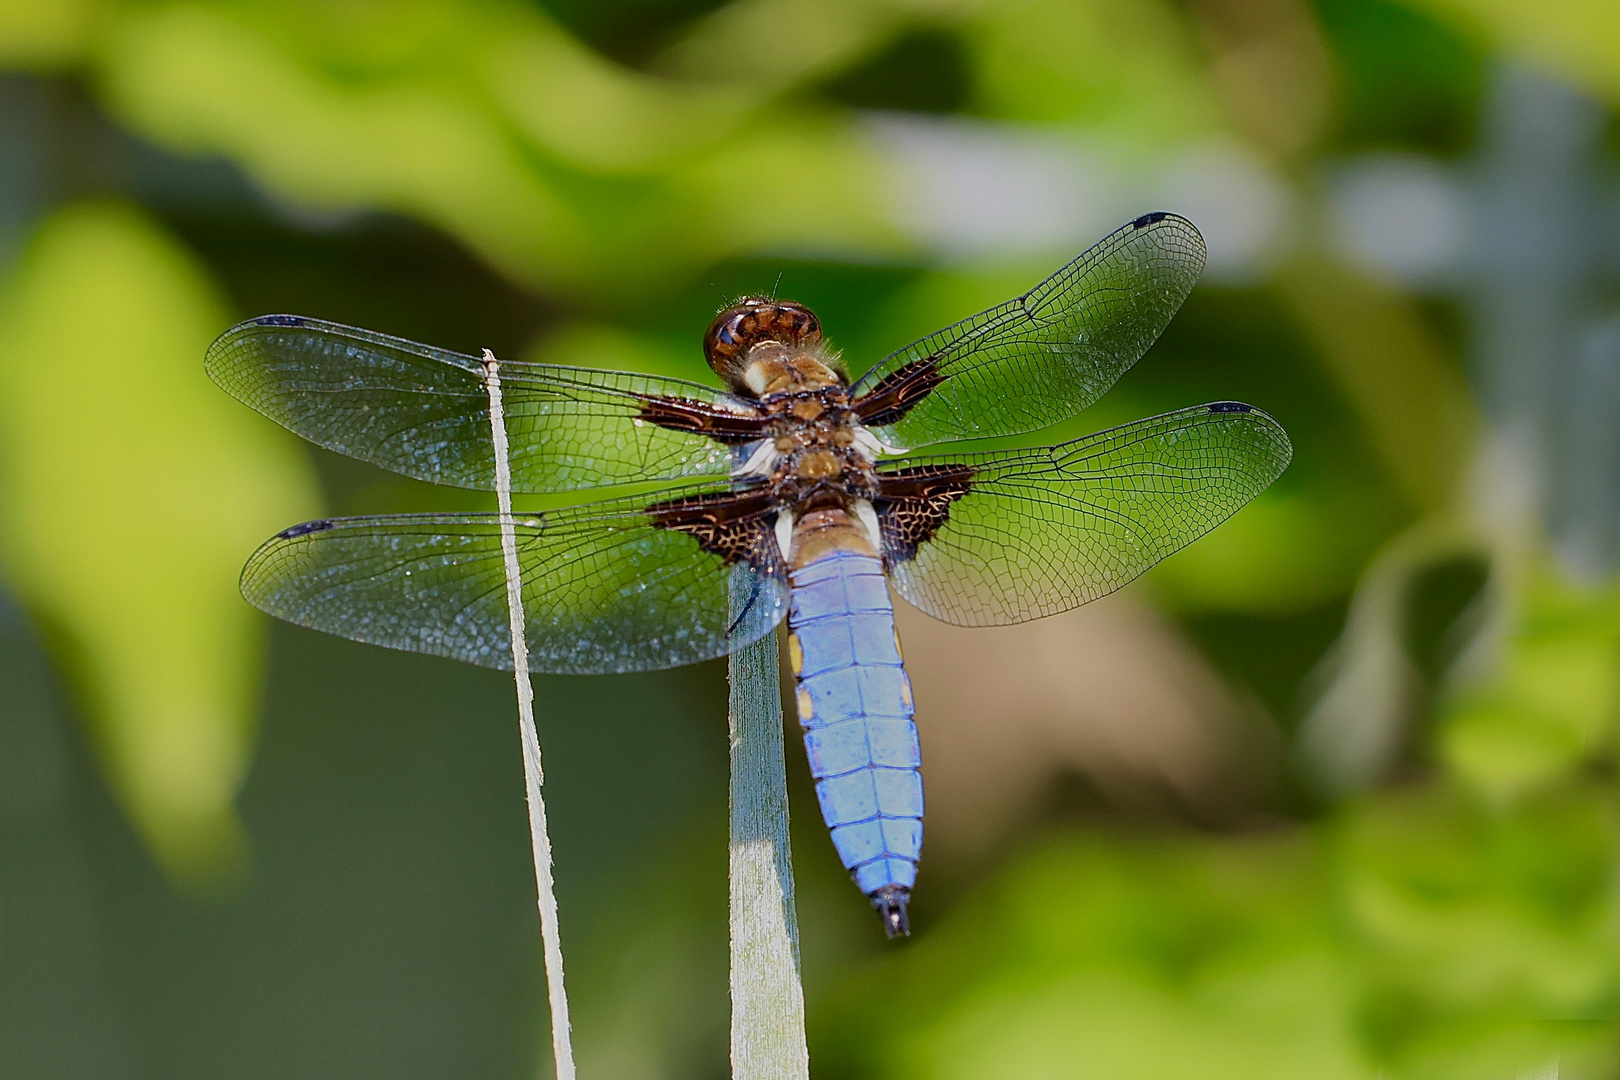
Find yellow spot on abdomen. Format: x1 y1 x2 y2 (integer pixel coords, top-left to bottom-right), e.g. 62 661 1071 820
900 672 913 710
893 626 904 661
787 632 804 675
796 687 814 722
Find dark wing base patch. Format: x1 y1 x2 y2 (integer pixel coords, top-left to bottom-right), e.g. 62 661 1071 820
636 395 769 443
874 464 976 563
647 488 779 568
854 355 946 429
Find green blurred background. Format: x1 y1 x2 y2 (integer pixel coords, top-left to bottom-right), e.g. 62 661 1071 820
2 0 1619 1076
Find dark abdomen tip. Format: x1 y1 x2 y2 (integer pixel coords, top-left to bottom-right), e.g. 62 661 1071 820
872 886 911 938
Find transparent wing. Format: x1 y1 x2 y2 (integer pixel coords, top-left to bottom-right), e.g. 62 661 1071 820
207 316 764 493
876 403 1290 626
852 213 1205 448
240 488 789 674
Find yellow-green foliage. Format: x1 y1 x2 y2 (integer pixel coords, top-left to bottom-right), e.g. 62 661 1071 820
2 0 1620 1075
0 202 317 883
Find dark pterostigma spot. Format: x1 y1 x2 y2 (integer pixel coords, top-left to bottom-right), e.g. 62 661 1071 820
1131 211 1169 229
1207 401 1252 414
855 354 947 428
873 463 976 563
645 488 778 566
277 519 337 539
255 314 306 327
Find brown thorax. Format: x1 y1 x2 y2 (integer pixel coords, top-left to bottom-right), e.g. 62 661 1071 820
750 387 878 507
706 298 875 500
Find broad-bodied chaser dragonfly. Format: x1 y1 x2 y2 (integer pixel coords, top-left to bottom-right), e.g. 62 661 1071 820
207 212 1290 937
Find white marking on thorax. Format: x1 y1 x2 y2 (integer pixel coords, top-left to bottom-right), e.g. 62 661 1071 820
743 364 771 396
711 395 757 415
734 438 780 480
774 509 797 563
851 423 905 459
851 499 881 551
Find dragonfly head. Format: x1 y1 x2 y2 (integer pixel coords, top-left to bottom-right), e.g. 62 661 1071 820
705 298 841 396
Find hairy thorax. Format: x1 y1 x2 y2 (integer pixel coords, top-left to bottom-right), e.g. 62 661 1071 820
694 296 898 568
645 295 972 575
732 350 883 569
756 386 878 504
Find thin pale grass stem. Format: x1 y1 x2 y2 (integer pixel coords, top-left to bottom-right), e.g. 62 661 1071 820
484 350 576 1080
727 597 810 1079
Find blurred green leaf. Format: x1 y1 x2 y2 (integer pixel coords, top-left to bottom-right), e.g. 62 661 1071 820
1316 0 1485 155
655 0 918 91
1440 566 1620 800
2 0 1615 1074
488 27 751 172
94 1 904 299
98 3 589 289
826 831 1377 1080
527 320 695 379
1339 782 1618 1078
0 0 100 67
1400 0 1620 105
827 787 1619 1079
1274 258 1477 516
1151 483 1389 613
0 200 318 884
967 0 1222 146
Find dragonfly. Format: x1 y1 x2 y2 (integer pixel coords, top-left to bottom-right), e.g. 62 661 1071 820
207 211 1291 938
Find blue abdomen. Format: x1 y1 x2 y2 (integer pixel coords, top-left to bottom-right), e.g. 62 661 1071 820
787 548 922 934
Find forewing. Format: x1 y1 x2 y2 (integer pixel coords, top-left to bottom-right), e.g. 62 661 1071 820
240 489 788 674
853 213 1205 447
875 403 1291 625
207 316 762 493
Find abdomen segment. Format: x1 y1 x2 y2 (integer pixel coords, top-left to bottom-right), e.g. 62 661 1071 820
787 548 922 937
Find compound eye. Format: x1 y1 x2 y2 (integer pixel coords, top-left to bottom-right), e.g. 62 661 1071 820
702 306 753 381
768 301 820 347
703 299 822 388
